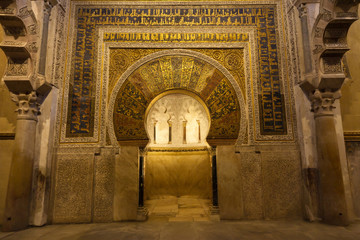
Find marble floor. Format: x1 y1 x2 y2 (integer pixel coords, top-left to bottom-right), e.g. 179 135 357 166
1 220 360 240
1 196 360 240
145 196 214 222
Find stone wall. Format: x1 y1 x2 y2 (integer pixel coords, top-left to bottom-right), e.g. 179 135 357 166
114 146 138 221
0 0 358 227
145 151 211 200
48 0 303 223
217 145 302 220
49 146 116 223
341 8 360 220
341 9 360 133
50 144 303 223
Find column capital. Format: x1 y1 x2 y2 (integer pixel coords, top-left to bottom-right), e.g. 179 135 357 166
139 147 146 156
310 89 341 117
43 0 60 16
209 146 217 156
10 91 40 121
294 0 320 7
298 4 308 18
43 2 52 16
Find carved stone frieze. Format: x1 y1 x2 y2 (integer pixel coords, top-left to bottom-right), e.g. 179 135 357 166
10 91 40 121
7 58 29 76
51 7 66 87
0 8 15 15
322 57 342 73
336 12 357 18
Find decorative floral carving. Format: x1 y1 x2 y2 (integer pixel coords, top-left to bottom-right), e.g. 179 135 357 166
27 24 37 35
7 58 28 76
314 27 324 38
224 52 243 71
313 45 324 54
27 42 38 52
298 5 308 18
11 91 40 121
310 89 341 117
211 50 223 62
323 57 342 73
321 9 332 22
18 6 30 18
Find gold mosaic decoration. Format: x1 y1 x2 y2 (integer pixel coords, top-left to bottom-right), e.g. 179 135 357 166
109 48 245 100
67 4 288 137
192 49 245 99
109 49 162 98
112 54 242 141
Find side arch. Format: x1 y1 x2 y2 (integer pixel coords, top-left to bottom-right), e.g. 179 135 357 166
311 0 360 92
108 49 247 146
0 0 42 94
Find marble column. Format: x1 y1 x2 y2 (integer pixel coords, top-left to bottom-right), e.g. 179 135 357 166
38 0 52 75
137 148 148 221
311 89 350 225
298 3 313 74
2 92 39 231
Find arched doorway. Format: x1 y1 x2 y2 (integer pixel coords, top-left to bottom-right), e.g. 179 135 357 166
109 50 245 146
143 91 212 221
108 50 246 221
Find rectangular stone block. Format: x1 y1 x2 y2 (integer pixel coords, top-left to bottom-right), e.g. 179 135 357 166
52 153 94 223
93 147 115 222
217 145 243 219
261 150 302 219
114 146 139 221
239 151 263 219
145 151 211 200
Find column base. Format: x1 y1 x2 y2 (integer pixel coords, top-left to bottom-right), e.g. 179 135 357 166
210 205 220 221
136 207 148 221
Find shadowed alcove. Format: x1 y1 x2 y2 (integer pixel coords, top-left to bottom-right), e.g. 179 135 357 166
143 91 212 221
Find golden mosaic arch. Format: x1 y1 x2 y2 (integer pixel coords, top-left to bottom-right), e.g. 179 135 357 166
112 53 242 145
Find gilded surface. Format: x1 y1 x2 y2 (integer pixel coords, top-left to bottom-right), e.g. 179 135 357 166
67 4 286 138
113 55 241 141
192 49 246 98
104 32 249 43
109 48 246 100
109 49 162 98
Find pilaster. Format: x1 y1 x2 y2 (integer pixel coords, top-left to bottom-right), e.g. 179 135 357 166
0 0 60 231
310 89 350 225
2 91 40 231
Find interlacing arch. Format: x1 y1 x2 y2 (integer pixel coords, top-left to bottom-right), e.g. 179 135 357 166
0 0 53 97
311 0 360 94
